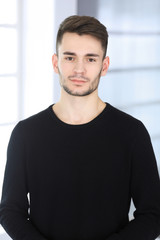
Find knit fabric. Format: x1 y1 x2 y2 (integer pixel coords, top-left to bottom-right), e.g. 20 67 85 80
0 103 160 240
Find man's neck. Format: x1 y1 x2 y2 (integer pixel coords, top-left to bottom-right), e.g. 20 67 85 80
52 90 106 125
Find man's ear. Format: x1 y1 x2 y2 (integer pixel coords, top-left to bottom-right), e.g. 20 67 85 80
101 56 110 76
52 54 59 73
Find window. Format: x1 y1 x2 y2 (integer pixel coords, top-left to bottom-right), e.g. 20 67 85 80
0 0 55 237
0 0 19 198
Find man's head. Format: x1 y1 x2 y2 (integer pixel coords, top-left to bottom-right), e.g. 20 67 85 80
56 15 108 59
53 15 109 97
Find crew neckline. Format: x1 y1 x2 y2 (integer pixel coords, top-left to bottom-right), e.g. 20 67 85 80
48 102 110 128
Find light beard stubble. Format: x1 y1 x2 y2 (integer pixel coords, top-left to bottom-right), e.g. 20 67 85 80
58 68 102 97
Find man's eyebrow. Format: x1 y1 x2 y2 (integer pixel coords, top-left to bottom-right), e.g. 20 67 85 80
86 53 100 57
63 52 100 57
63 52 76 55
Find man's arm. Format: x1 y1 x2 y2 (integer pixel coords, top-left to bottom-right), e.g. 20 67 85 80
0 123 47 240
106 122 160 240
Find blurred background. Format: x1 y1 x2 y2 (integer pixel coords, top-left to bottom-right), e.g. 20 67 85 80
0 0 160 239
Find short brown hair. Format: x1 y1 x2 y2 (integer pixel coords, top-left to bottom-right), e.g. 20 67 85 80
56 15 108 59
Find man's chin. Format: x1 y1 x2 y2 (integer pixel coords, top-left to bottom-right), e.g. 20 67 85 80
62 86 96 97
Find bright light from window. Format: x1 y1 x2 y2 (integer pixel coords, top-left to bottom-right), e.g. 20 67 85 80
0 28 17 74
0 77 18 123
0 0 17 24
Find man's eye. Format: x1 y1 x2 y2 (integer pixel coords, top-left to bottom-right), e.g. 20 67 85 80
66 57 74 61
88 58 96 62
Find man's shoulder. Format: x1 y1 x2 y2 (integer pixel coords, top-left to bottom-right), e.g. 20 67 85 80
12 105 53 136
107 103 140 123
107 103 146 134
21 106 52 125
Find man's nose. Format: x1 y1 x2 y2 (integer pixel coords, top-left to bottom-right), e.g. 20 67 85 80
73 59 86 74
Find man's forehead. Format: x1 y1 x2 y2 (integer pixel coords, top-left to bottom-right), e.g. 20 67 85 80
58 33 104 55
61 32 101 44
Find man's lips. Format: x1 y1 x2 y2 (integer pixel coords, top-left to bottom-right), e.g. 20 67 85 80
70 79 87 84
69 76 89 84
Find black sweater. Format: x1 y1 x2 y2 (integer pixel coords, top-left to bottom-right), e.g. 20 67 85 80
0 103 160 240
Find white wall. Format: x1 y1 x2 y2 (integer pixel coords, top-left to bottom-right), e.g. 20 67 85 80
21 0 54 118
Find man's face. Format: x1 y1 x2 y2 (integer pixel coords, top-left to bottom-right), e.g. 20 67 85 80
53 33 109 97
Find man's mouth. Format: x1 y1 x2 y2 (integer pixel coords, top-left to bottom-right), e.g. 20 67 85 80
70 79 87 84
69 76 89 84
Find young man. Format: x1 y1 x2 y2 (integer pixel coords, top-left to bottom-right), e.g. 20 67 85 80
0 15 160 240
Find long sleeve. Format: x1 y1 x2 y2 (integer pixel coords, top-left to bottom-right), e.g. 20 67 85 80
106 122 160 240
1 105 160 240
0 123 47 240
